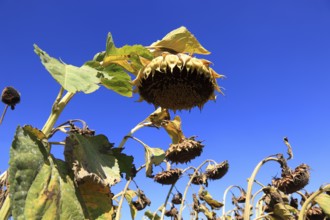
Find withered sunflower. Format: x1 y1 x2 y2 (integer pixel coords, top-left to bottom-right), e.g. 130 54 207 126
165 136 204 164
1 87 20 110
154 169 182 185
132 53 223 110
272 164 310 194
205 160 229 180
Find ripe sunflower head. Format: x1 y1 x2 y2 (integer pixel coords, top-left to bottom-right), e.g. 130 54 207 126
272 164 310 194
165 136 204 164
154 169 182 185
132 53 223 110
205 160 229 181
1 87 20 110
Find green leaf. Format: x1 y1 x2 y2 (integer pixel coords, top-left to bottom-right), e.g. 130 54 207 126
124 190 138 220
64 134 134 186
144 146 165 177
34 45 101 94
150 26 211 55
24 158 85 220
84 61 133 97
315 193 330 217
8 126 49 219
103 32 153 74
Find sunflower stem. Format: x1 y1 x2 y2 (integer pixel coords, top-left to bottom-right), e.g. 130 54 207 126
118 122 151 148
115 179 132 220
243 157 283 220
178 159 212 220
0 105 8 125
222 185 241 219
160 184 176 220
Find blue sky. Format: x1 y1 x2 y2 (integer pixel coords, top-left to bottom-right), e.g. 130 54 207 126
1 0 330 219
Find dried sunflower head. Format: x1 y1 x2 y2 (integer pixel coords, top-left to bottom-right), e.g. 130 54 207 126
306 207 326 220
154 169 182 185
132 53 223 110
205 160 229 180
1 87 20 110
190 173 208 186
165 136 204 164
272 164 310 194
171 192 182 205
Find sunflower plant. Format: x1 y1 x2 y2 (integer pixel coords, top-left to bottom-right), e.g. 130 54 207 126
0 27 329 220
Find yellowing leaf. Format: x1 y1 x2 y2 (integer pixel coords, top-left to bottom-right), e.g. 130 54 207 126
145 146 165 177
198 186 223 210
150 26 210 55
315 193 330 217
162 116 185 144
124 190 138 220
145 107 170 128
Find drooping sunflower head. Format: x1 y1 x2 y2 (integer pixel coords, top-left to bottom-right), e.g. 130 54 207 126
272 163 310 194
1 87 20 110
165 136 204 164
132 53 223 111
205 160 229 181
154 168 182 185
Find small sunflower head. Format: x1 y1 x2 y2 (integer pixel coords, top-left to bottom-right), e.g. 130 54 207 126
205 160 229 180
165 136 204 164
154 169 182 185
272 164 310 194
190 173 208 186
171 192 182 205
307 207 327 220
132 53 223 110
1 87 20 110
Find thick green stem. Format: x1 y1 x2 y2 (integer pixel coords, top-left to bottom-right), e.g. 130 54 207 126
243 157 281 220
298 184 330 220
42 90 74 137
115 179 132 220
160 184 176 220
178 160 211 220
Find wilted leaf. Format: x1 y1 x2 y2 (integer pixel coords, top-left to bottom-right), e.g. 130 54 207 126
162 116 184 144
199 203 216 220
144 210 161 220
9 126 49 219
34 45 101 94
64 134 134 186
84 60 133 97
24 158 85 220
149 26 210 55
145 146 165 177
124 190 138 220
145 107 170 128
198 186 223 210
77 175 116 219
103 32 153 74
315 193 330 217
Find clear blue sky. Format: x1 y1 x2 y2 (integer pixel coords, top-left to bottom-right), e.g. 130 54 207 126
1 0 330 219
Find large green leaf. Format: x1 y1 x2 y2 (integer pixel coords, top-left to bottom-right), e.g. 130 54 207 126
144 146 165 177
149 26 211 55
8 126 49 219
85 60 132 97
271 203 297 220
315 193 330 217
34 45 101 94
64 134 134 186
103 33 153 74
24 158 85 220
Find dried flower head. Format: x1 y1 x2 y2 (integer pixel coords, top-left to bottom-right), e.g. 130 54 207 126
272 164 310 194
132 53 223 110
190 173 208 186
171 192 182 205
154 169 182 185
165 136 204 164
1 87 20 110
306 207 326 220
205 160 229 180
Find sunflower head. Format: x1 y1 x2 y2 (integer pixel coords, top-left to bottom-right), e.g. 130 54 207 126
1 87 20 110
154 169 182 185
132 53 223 111
205 160 229 181
272 164 310 194
165 136 204 164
